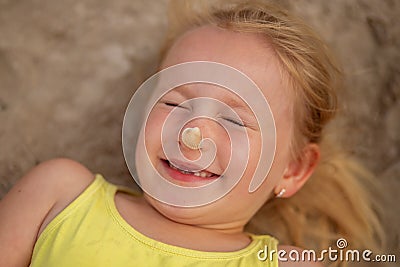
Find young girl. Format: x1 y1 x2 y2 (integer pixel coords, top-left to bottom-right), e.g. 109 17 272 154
0 1 385 266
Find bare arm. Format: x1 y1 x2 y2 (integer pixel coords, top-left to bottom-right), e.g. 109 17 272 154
0 158 94 267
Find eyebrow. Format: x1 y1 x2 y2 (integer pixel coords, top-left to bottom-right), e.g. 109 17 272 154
223 96 252 113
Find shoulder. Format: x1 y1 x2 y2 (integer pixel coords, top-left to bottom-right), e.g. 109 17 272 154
26 158 96 231
278 245 325 267
23 157 94 186
0 158 95 266
1 158 96 224
32 158 95 196
9 158 95 205
2 157 95 206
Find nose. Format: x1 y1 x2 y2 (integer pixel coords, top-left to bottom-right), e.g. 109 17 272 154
181 127 202 150
179 118 222 158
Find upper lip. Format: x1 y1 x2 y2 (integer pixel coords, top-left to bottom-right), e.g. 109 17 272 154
162 158 220 176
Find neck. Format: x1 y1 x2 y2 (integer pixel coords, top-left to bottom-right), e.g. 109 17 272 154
195 221 246 235
140 194 253 252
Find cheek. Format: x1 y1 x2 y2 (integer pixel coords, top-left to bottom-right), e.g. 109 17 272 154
273 119 293 168
221 130 263 195
235 125 290 196
261 121 294 187
242 131 262 181
214 129 231 170
144 109 166 156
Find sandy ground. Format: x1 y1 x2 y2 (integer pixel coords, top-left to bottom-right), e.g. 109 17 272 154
0 0 399 266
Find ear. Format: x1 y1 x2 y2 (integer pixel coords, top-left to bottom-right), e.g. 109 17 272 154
274 143 320 198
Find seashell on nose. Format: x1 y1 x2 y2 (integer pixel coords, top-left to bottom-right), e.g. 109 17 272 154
181 127 202 150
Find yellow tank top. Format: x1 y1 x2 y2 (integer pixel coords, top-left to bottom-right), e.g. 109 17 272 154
30 174 279 267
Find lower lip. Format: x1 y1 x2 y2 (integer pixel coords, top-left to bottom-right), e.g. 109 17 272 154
161 160 218 184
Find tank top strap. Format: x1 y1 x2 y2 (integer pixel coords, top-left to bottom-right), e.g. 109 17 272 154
247 233 280 267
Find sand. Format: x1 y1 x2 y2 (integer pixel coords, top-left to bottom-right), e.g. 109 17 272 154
0 1 398 265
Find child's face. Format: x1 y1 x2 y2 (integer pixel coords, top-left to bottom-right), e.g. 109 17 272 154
141 25 294 229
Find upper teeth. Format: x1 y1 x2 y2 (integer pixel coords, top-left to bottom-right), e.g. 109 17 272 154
168 161 213 178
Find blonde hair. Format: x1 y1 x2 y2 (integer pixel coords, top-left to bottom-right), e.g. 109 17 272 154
163 0 386 265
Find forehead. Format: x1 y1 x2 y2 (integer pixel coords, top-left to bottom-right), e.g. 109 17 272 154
161 25 293 120
163 26 275 77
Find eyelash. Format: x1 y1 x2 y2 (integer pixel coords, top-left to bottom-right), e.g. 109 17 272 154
223 117 246 127
161 101 246 127
162 101 183 108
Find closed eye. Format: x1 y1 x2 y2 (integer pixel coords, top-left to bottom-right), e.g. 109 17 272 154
223 117 245 127
160 101 189 110
164 101 179 107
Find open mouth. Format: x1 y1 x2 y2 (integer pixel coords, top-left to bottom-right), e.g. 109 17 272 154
160 159 219 184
